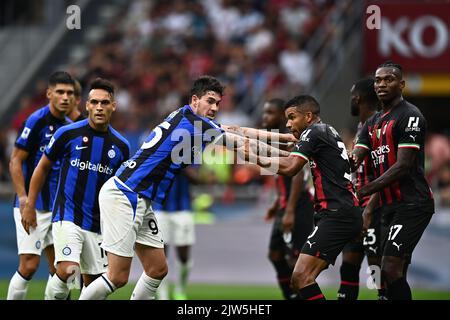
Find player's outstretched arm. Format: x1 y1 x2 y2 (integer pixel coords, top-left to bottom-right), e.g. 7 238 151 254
357 148 417 200
9 147 30 214
221 132 291 158
221 124 297 144
21 155 53 234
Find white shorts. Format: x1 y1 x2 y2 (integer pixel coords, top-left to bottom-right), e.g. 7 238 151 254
52 221 107 275
99 177 164 258
155 211 195 246
13 208 53 255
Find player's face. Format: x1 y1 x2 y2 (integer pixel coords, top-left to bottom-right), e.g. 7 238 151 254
285 107 311 139
47 84 75 115
191 91 222 120
86 89 116 127
262 103 284 130
350 85 359 116
374 67 405 102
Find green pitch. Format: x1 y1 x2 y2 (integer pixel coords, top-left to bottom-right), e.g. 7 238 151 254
1 281 449 300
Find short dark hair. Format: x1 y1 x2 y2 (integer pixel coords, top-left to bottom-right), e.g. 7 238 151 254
377 60 403 78
74 79 82 98
48 71 75 87
190 75 225 98
284 95 320 115
90 78 115 97
353 77 379 110
267 98 285 112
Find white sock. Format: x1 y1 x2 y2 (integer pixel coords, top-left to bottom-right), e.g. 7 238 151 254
130 272 161 300
7 271 29 300
157 277 169 300
78 273 116 300
45 274 70 300
175 261 192 295
44 273 53 300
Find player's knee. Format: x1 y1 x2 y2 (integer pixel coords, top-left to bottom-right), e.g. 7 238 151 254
19 255 40 278
382 257 403 283
108 273 129 289
146 261 168 280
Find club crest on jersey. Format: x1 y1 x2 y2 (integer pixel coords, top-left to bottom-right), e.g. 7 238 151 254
83 136 89 143
62 246 72 256
108 149 116 159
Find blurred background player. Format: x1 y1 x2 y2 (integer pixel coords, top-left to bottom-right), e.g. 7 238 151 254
21 78 130 299
337 77 386 300
68 79 86 122
353 62 435 300
7 71 75 299
261 98 314 299
154 168 198 300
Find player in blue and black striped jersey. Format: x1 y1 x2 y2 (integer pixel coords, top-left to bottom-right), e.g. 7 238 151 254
79 75 293 300
7 71 76 300
22 78 130 300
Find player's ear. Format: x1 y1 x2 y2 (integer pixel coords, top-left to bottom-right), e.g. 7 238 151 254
85 100 89 112
111 101 116 112
46 88 52 100
399 79 405 91
191 95 199 109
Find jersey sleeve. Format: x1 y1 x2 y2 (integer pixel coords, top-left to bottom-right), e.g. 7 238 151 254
354 120 371 151
15 117 40 152
44 127 67 162
290 127 317 161
396 110 426 150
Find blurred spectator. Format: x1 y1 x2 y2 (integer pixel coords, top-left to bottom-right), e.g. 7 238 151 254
437 162 450 207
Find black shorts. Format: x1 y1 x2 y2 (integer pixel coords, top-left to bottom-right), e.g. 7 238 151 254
381 200 434 263
342 207 385 258
301 206 362 266
269 191 314 256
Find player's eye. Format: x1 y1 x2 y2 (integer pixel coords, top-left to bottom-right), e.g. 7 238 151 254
90 99 99 105
101 100 111 105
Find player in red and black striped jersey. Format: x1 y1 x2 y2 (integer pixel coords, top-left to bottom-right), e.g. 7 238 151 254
245 95 361 300
337 78 386 300
352 61 435 300
262 99 314 300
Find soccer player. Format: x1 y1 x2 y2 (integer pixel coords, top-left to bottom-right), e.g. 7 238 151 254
261 98 314 300
68 79 86 122
79 75 289 300
337 78 385 300
7 71 76 300
22 78 130 299
243 95 361 300
154 169 197 300
352 61 435 300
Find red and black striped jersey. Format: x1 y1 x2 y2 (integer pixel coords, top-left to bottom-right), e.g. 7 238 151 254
353 122 374 207
291 122 359 212
355 99 433 206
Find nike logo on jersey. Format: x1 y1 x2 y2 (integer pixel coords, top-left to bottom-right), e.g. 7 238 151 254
392 242 403 251
76 145 88 150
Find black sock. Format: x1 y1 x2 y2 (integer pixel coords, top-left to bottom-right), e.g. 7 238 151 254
378 287 387 300
299 283 325 300
387 277 412 300
271 259 294 299
337 262 360 300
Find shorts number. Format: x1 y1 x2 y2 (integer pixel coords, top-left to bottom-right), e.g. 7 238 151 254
363 228 376 245
98 243 107 259
337 141 352 181
149 219 159 235
388 224 403 241
308 226 318 239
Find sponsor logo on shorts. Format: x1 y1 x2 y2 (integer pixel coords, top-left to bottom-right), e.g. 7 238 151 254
62 246 72 256
35 240 41 249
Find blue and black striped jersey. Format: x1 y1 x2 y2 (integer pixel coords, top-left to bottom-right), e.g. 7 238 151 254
14 105 72 211
45 119 130 232
115 105 224 205
152 172 192 212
